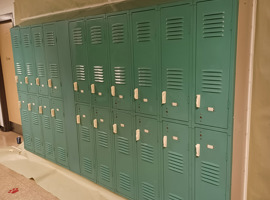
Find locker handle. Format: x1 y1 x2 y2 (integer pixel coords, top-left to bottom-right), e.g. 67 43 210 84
15 76 18 83
136 129 140 141
48 79 52 88
36 78 40 86
196 144 200 157
93 119 97 128
111 86 116 97
76 115 81 124
74 82 78 92
134 88 139 100
113 124 117 134
196 94 201 108
25 77 29 84
18 101 21 109
162 91 166 104
51 109 55 117
39 106 43 114
91 84 95 94
163 136 167 148
28 103 31 111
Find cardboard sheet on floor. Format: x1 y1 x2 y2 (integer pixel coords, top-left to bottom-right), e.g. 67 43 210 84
0 144 125 200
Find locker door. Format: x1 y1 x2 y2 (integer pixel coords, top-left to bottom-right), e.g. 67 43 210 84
76 104 96 181
132 10 158 116
87 17 110 107
51 99 68 167
18 93 33 151
113 111 135 198
136 116 159 200
94 107 113 189
21 27 38 94
43 24 62 98
163 122 189 200
31 26 49 96
195 1 233 128
161 5 191 121
10 28 28 92
195 129 227 200
108 14 133 111
29 95 44 156
39 97 56 161
69 20 91 103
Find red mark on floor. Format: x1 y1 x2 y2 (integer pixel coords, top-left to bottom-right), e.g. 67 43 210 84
8 188 19 194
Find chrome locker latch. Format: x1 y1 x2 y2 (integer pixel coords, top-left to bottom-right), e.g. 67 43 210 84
25 77 29 84
28 103 31 111
196 94 201 108
195 144 200 157
39 106 43 114
162 91 166 104
91 84 95 94
36 78 40 86
93 119 97 128
163 136 167 148
76 115 81 124
134 88 139 100
51 109 55 117
74 82 78 92
48 79 52 88
18 101 21 109
15 76 18 83
136 129 140 141
113 124 117 134
111 86 116 97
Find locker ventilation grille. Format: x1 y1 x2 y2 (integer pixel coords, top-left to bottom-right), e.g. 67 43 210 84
114 67 126 85
22 110 29 122
24 134 32 147
142 182 155 200
90 26 102 45
169 193 182 200
83 158 92 174
16 63 23 75
55 119 64 134
73 28 83 45
26 63 33 76
201 161 220 186
81 126 90 142
34 33 42 47
98 131 108 148
32 113 39 125
57 147 66 162
112 23 124 44
50 64 59 78
46 142 54 157
138 68 152 87
141 143 154 163
203 12 225 38
100 165 110 182
43 116 51 129
75 65 86 81
137 21 151 42
37 64 46 77
168 151 184 174
13 35 19 48
46 32 56 46
202 70 222 93
119 172 131 191
94 66 104 83
34 137 42 151
117 136 129 155
167 68 183 90
23 34 30 47
166 17 184 40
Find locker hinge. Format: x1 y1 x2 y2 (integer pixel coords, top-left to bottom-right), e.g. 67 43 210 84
113 124 117 134
195 144 200 157
136 129 140 141
163 136 167 148
111 86 116 97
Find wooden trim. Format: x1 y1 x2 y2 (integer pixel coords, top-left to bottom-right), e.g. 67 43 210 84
10 122 22 135
0 13 14 26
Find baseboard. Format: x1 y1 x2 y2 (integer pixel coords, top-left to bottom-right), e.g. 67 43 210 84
10 122 22 135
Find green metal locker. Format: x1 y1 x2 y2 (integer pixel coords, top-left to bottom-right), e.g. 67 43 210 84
39 97 56 162
10 27 28 92
113 111 135 199
195 129 228 200
108 13 133 111
43 23 62 98
94 107 114 189
69 20 91 103
161 4 191 121
163 122 189 200
76 104 96 181
195 0 233 129
132 9 158 116
87 17 110 107
136 116 159 200
31 26 49 96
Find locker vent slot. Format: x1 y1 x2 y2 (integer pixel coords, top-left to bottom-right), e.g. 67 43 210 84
114 67 126 85
75 65 86 81
202 70 222 93
168 151 184 174
201 161 220 186
26 63 33 76
98 131 108 148
90 26 102 45
169 193 182 200
112 23 124 44
50 64 59 78
73 28 83 45
13 35 19 48
94 66 104 83
46 32 56 46
32 113 39 125
83 157 92 174
81 126 90 142
137 21 151 42
203 12 225 38
166 17 184 40
34 33 42 47
23 34 30 47
24 134 32 147
117 137 129 155
57 147 67 162
100 165 110 182
167 68 183 90
141 143 154 163
119 172 131 192
142 182 155 200
16 63 23 75
43 116 51 129
46 142 54 156
22 110 29 122
34 137 42 151
55 119 64 134
138 68 152 87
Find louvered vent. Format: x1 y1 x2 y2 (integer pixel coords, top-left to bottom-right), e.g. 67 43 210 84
90 26 102 45
201 161 220 186
119 173 131 192
23 34 30 47
117 137 129 155
46 32 56 46
202 70 222 93
83 157 92 174
55 119 64 134
26 63 33 76
50 64 59 78
112 23 124 44
43 116 51 129
100 165 110 182
141 143 154 163
81 126 90 142
167 68 183 90
168 151 184 174
94 66 104 83
22 110 29 122
46 142 54 156
138 68 152 87
32 113 39 125
35 137 42 151
114 67 126 85
75 65 86 81
169 193 183 200
98 131 108 148
16 63 23 75
73 28 83 45
203 12 225 38
34 33 42 47
37 64 45 77
13 35 20 48
137 21 151 42
57 147 66 162
24 134 32 147
166 17 184 40
142 182 155 200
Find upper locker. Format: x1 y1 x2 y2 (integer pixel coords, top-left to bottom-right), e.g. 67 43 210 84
132 9 158 116
10 27 28 92
87 16 110 107
161 4 191 121
69 20 91 103
195 0 233 129
108 13 133 111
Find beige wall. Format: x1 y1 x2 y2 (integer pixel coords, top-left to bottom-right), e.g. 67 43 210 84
0 22 21 125
0 0 14 15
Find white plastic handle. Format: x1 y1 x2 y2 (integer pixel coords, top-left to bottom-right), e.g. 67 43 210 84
74 82 78 92
163 136 167 148
91 84 95 94
51 109 55 117
111 86 116 97
28 103 31 111
113 124 117 134
196 144 200 157
196 94 201 108
76 115 81 124
136 129 140 141
39 106 43 114
48 79 52 88
15 76 18 83
134 88 139 100
25 77 29 84
36 78 40 86
93 119 97 128
162 91 166 104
